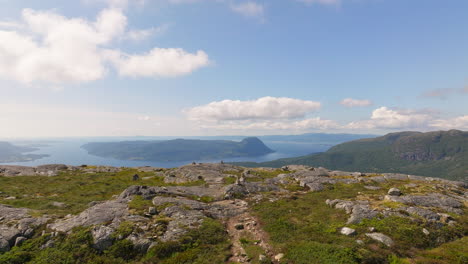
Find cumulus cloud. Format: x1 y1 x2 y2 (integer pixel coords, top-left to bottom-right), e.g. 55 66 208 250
0 6 209 86
431 115 468 130
111 48 210 78
340 98 372 107
230 2 265 20
184 96 333 133
346 107 434 130
186 96 321 121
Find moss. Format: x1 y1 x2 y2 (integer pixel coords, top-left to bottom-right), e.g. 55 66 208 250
105 240 136 260
239 233 266 264
411 237 468 264
112 221 136 239
0 168 166 216
245 169 289 182
286 241 360 264
128 195 153 215
223 176 237 185
144 218 231 264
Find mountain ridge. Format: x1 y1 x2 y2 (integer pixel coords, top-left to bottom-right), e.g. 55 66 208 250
82 137 274 162
233 130 468 181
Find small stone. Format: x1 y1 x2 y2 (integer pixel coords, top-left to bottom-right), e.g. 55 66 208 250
51 202 66 208
356 239 364 245
274 253 285 261
364 186 381 190
388 188 402 196
422 228 430 235
340 227 357 236
148 207 157 215
5 196 16 200
368 227 376 232
259 254 267 261
365 233 394 247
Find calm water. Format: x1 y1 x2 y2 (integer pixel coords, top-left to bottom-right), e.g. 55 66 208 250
3 138 333 168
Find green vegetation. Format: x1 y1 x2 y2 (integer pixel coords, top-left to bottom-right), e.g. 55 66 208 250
0 218 230 264
239 232 267 264
82 137 274 162
235 130 468 181
0 168 203 216
251 182 467 263
411 237 468 264
128 195 154 215
245 169 289 182
143 218 231 264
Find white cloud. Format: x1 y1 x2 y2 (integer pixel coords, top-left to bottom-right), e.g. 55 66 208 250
346 107 433 130
111 48 210 78
340 98 372 107
0 6 209 87
185 97 331 133
431 115 468 130
230 2 265 19
186 96 321 121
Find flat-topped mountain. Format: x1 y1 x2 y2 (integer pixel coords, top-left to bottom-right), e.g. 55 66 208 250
82 137 274 162
235 130 468 181
0 141 48 163
0 163 466 263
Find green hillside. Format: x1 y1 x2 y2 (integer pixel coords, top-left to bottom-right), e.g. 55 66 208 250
82 137 274 162
235 130 468 181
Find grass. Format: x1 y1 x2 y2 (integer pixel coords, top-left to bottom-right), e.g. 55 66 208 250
239 232 266 264
0 218 231 264
143 218 231 264
0 168 205 216
128 195 154 215
411 237 468 264
252 183 364 263
251 182 467 263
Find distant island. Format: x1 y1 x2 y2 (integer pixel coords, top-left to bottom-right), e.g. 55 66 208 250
82 137 274 162
0 141 49 163
234 130 468 181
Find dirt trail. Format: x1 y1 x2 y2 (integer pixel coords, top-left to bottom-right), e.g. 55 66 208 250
226 211 276 263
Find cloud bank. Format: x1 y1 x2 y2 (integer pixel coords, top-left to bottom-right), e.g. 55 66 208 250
186 96 321 121
0 5 209 87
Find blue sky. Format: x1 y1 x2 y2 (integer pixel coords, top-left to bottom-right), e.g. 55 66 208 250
0 0 467 137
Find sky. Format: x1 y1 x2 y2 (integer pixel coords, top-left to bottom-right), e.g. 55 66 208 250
0 0 467 138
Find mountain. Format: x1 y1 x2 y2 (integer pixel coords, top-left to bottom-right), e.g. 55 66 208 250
82 137 274 162
234 130 468 181
0 141 48 163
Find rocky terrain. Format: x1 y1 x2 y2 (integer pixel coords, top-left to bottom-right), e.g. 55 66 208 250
0 163 466 263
